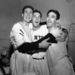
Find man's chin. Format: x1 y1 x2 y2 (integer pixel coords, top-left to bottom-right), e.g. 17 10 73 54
26 20 31 23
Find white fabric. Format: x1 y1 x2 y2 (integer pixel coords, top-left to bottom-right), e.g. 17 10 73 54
31 25 48 59
32 25 48 41
10 23 50 75
10 22 32 48
10 22 33 75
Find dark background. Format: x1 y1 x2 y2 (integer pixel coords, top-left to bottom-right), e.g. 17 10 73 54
0 0 75 64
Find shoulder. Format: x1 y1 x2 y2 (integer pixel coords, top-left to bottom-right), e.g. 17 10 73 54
12 22 22 31
40 25 48 35
40 24 47 30
37 25 47 33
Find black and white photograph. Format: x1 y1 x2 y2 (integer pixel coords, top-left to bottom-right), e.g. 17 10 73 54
0 0 75 75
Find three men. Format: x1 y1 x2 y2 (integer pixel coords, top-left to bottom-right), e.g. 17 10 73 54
10 5 75 75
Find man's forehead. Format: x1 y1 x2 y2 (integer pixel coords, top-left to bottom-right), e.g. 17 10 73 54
34 12 40 17
24 8 33 12
48 12 56 16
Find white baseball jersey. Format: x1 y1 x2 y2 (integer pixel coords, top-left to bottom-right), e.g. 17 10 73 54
31 25 48 58
32 25 48 41
10 22 33 48
10 22 34 75
30 24 50 75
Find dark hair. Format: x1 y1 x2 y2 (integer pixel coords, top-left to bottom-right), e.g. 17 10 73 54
47 9 60 20
33 9 42 17
22 5 34 14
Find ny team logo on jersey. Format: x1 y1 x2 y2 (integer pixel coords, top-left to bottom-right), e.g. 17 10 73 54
34 35 43 40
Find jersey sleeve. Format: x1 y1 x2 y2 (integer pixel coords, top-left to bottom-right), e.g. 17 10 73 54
10 23 25 48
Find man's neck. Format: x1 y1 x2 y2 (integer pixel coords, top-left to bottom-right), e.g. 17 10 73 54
47 22 55 33
22 20 30 26
47 21 57 28
32 25 40 31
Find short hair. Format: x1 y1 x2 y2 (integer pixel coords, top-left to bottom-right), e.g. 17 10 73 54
33 9 42 17
22 5 34 14
47 9 60 20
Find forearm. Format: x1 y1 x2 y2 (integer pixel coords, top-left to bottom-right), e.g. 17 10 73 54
16 42 39 54
16 33 57 54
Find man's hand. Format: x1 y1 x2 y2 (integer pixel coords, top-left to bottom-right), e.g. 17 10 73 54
39 38 51 48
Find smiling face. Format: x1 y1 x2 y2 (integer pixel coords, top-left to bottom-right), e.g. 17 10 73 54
22 8 33 23
32 12 41 28
47 12 57 27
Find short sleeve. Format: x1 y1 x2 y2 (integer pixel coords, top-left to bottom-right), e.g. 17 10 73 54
10 23 25 48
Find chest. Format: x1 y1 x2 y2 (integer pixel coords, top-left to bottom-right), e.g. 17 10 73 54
32 27 48 41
